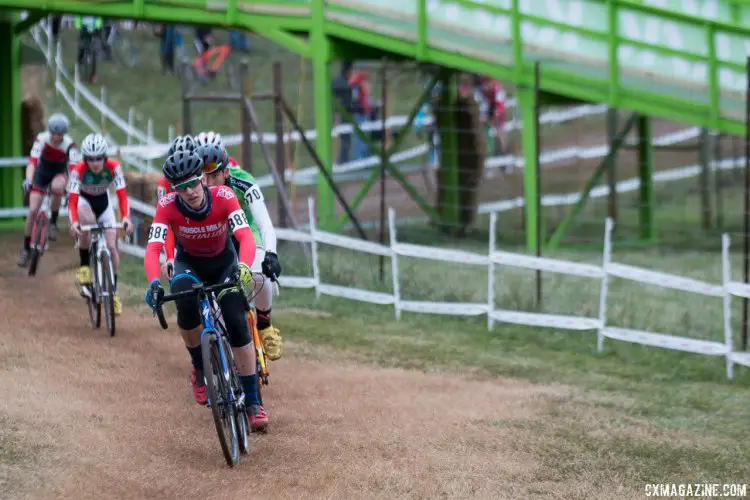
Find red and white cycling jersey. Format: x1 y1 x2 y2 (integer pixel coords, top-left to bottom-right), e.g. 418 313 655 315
144 185 256 282
67 159 130 224
29 131 79 170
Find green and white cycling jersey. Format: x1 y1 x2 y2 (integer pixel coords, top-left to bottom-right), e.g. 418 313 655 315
226 166 277 256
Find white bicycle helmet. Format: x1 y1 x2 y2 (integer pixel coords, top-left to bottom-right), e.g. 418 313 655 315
194 131 224 150
81 133 109 159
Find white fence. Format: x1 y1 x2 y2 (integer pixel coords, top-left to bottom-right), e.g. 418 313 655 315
111 195 750 380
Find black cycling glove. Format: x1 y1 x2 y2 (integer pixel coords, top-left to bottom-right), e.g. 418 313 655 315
261 251 281 281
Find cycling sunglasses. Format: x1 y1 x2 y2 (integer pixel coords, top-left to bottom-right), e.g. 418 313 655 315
202 161 225 174
84 155 105 162
173 175 203 192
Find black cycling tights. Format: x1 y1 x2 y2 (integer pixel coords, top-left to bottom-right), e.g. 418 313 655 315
169 243 251 348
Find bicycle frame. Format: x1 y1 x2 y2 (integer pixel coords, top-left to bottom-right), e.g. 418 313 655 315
79 222 122 299
193 44 231 74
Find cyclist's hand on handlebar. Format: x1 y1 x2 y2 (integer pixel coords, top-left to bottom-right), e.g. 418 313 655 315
145 279 164 311
261 251 281 282
238 262 253 289
122 217 134 236
69 222 82 238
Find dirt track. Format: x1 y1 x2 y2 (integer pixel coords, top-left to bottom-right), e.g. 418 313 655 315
0 232 634 499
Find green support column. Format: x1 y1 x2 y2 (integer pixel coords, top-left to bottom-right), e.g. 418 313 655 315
311 0 334 229
518 85 539 252
0 14 23 213
437 69 460 230
637 115 655 241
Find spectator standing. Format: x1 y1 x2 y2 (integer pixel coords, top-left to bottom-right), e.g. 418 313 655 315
348 66 372 161
332 62 354 165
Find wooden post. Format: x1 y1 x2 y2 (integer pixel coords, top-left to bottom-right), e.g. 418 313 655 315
273 61 287 227
240 61 252 173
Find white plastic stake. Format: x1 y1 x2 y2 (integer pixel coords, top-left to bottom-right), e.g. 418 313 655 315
388 207 401 320
45 18 52 63
100 87 107 130
597 217 613 352
73 65 80 119
488 211 497 330
722 233 734 379
147 118 154 170
308 197 321 298
127 107 135 146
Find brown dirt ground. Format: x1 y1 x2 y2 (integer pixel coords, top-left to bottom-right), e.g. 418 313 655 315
0 232 650 499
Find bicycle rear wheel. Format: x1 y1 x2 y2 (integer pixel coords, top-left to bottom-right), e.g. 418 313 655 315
28 213 48 277
225 59 239 91
81 43 97 84
201 332 240 467
113 34 138 68
88 251 102 328
99 251 116 337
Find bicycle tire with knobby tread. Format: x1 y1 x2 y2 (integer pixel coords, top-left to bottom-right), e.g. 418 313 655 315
99 252 116 337
223 335 249 455
88 251 102 328
27 214 47 277
201 332 239 467
113 36 138 68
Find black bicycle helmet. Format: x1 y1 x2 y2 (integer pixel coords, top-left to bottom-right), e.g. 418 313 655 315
166 135 197 158
197 142 230 174
162 150 204 184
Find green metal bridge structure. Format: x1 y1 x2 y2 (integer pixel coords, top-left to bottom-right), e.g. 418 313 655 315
1 0 750 251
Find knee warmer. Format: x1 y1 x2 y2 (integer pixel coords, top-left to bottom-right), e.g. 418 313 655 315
219 291 251 348
253 275 274 312
170 274 201 330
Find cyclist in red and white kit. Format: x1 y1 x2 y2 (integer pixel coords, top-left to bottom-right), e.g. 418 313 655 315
144 149 269 431
68 133 134 315
18 113 79 267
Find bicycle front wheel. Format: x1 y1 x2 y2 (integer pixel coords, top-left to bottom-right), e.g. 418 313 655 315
113 35 138 68
27 213 48 277
99 251 116 337
201 332 240 467
225 59 239 91
87 251 102 329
